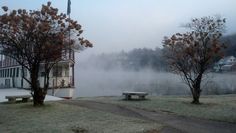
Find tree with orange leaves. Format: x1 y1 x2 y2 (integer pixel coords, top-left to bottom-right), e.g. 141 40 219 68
163 16 226 104
0 2 92 106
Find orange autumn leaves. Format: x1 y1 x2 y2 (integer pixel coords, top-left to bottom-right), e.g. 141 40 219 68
0 2 92 48
163 16 226 68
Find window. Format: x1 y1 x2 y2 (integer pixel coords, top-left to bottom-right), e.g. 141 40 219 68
16 68 19 77
53 68 57 77
7 69 9 77
5 69 6 77
13 68 15 77
10 68 12 77
53 66 62 77
41 72 45 77
3 69 5 77
4 69 6 77
65 69 69 77
21 68 27 77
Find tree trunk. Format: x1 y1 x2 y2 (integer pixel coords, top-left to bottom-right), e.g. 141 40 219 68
191 74 202 104
191 87 201 104
31 65 46 106
191 93 200 104
43 69 50 95
33 88 46 106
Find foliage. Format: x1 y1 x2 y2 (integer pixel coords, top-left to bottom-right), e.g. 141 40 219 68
163 16 226 104
0 2 92 106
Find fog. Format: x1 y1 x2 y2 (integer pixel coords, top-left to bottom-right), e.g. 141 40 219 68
1 0 236 97
75 68 188 97
74 53 236 97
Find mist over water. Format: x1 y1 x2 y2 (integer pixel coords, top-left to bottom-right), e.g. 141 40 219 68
75 68 188 97
74 53 236 98
74 53 188 97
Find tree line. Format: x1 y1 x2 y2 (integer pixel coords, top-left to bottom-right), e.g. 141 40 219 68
222 33 236 57
85 33 235 72
83 48 167 71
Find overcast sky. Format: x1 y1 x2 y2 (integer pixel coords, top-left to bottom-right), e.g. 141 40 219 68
1 0 236 54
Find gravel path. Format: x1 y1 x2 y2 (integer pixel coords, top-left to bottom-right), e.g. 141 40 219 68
59 100 236 133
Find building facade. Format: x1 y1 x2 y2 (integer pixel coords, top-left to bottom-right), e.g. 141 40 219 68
0 52 75 99
213 56 236 72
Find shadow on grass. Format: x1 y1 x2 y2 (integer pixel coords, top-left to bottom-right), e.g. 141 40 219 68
1 99 33 104
72 126 88 133
121 98 151 102
182 101 217 107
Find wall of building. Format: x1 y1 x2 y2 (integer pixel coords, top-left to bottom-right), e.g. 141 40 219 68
47 88 74 98
0 53 75 98
38 62 73 88
0 67 23 88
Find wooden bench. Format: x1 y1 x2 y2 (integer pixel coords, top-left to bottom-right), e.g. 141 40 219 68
122 91 148 100
5 95 32 103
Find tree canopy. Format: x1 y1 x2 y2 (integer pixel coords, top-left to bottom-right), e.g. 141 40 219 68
163 16 226 104
0 2 92 106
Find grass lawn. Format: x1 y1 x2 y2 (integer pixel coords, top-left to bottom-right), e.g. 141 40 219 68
79 94 236 123
0 102 161 133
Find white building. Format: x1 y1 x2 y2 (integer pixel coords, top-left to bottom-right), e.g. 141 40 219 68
0 52 75 99
213 56 236 72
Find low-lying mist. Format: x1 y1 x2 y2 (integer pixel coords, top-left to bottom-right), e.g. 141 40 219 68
74 52 236 98
75 68 189 97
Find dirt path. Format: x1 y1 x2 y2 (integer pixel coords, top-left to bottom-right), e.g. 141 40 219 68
59 100 236 133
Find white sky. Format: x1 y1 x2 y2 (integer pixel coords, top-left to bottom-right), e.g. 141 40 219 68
1 0 236 54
